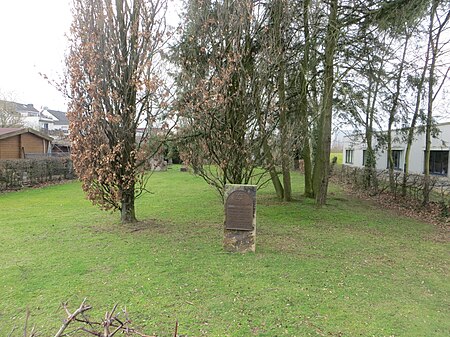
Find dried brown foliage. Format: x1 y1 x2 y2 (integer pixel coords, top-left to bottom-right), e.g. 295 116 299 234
66 0 172 222
174 0 278 199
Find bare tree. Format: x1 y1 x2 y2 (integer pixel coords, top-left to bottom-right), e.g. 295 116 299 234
297 0 314 198
312 0 339 205
67 0 170 223
386 31 410 192
271 0 292 201
174 0 273 199
423 0 450 204
0 91 24 128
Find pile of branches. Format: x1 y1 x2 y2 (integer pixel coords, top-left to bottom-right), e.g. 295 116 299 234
9 299 178 337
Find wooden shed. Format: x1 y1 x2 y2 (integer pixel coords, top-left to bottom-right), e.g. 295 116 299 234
0 128 53 159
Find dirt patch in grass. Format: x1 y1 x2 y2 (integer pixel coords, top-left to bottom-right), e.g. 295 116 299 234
425 230 450 243
262 234 306 255
88 218 171 235
124 219 169 234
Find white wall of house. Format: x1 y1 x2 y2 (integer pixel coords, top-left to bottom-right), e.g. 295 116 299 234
41 110 58 131
342 123 450 177
39 118 56 131
22 115 40 129
41 109 69 134
22 115 54 131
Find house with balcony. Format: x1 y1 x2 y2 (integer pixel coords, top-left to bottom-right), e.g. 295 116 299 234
41 107 69 135
17 102 55 131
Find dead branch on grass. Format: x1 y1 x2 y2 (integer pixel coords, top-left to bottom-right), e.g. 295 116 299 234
14 300 165 337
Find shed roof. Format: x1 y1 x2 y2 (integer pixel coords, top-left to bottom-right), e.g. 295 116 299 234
0 128 22 135
0 128 53 141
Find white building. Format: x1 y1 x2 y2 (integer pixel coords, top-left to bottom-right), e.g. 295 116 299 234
6 102 55 131
41 108 69 134
342 123 450 177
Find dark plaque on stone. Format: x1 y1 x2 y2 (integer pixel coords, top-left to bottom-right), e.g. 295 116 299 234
225 190 254 230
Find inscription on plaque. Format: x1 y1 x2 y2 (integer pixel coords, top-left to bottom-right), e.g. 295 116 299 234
225 190 254 230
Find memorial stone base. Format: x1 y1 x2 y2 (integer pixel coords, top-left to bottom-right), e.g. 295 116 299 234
223 184 256 253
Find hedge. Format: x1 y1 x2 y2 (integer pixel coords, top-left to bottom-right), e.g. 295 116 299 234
337 164 450 203
0 157 74 191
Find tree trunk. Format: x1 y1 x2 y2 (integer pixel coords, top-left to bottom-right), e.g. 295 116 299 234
423 2 436 205
302 135 313 198
312 0 338 206
402 8 433 197
423 0 448 205
279 77 292 202
274 0 291 202
299 0 313 198
365 71 381 193
364 77 375 190
387 34 409 193
263 136 284 199
121 187 137 223
362 27 386 193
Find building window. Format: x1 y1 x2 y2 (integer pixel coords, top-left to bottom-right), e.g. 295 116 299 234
345 149 353 164
428 150 449 175
387 150 402 170
362 150 367 166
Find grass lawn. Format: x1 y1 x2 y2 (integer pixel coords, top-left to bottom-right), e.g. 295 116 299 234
331 152 343 165
0 167 448 336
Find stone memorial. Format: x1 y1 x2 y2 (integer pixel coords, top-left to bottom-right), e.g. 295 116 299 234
223 184 256 253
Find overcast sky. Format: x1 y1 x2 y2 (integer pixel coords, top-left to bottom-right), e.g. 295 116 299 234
0 0 72 111
0 0 181 112
0 1 446 121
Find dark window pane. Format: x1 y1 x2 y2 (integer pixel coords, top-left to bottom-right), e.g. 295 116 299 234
428 151 449 175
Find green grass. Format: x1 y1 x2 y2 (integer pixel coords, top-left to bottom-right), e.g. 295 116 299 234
0 166 448 336
331 152 343 165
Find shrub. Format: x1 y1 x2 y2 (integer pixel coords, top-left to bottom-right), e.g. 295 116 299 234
0 158 74 191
